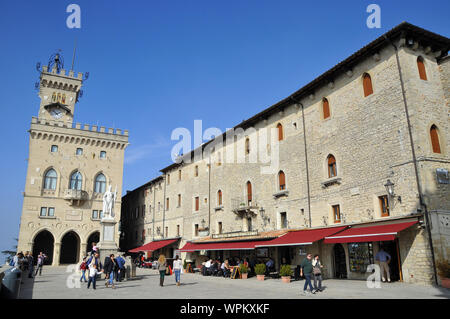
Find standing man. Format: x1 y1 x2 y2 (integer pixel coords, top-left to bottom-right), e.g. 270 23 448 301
26 252 34 278
300 254 316 295
375 246 391 283
34 252 46 276
115 254 126 282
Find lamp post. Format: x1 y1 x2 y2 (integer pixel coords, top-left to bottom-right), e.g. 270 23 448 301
384 179 401 211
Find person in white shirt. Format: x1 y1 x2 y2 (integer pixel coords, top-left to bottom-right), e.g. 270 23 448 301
87 264 103 289
173 255 183 286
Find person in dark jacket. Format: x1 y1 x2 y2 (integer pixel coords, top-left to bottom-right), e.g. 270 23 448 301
104 254 118 289
115 255 126 282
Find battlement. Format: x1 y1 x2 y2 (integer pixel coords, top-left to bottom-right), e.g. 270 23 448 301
31 116 129 137
42 65 83 81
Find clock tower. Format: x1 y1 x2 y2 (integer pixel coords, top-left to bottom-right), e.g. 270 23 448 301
17 52 129 266
37 52 84 124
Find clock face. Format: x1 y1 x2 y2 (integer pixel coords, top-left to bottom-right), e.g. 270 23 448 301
50 109 63 119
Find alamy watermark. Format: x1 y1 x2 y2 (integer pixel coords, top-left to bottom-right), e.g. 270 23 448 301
171 120 280 174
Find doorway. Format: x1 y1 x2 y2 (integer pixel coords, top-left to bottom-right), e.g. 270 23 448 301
379 240 401 282
32 230 54 265
60 231 80 264
333 243 347 279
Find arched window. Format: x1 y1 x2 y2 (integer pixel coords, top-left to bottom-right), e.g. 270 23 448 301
327 155 337 178
62 94 66 104
417 56 427 81
245 137 250 154
278 171 286 190
44 169 57 190
322 98 330 119
94 173 106 193
217 190 223 206
246 181 253 205
69 171 82 190
430 125 441 154
277 123 284 141
363 73 373 97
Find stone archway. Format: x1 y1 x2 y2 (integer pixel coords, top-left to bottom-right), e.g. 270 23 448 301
32 230 55 265
86 231 100 255
59 231 80 264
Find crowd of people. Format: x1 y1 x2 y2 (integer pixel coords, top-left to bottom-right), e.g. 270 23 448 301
78 242 127 290
11 251 47 278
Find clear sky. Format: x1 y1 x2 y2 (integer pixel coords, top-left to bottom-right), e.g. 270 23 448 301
0 0 448 262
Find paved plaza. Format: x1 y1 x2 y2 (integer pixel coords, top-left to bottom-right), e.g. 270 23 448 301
18 266 450 299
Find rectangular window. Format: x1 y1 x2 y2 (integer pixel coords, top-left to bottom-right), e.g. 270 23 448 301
178 170 181 181
247 218 252 231
333 205 341 223
165 227 168 238
195 197 199 211
76 148 83 155
142 205 146 217
195 166 198 177
40 207 47 217
178 194 181 207
348 243 374 273
47 207 55 217
100 151 106 159
142 229 146 241
100 211 104 219
51 145 58 153
218 222 222 234
166 198 169 210
167 174 170 185
195 224 199 237
92 210 99 219
177 225 180 237
379 195 390 217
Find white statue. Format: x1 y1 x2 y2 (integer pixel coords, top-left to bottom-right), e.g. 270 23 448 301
102 185 117 219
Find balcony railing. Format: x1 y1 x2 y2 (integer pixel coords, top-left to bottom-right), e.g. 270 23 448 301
64 189 89 205
231 196 259 215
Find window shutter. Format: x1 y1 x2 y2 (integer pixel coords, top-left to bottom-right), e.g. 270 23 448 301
430 126 441 153
323 98 330 119
363 73 373 97
417 57 427 81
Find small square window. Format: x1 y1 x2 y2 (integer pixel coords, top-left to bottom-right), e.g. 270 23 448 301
48 207 55 217
51 145 58 153
100 151 106 159
40 207 47 217
76 148 83 155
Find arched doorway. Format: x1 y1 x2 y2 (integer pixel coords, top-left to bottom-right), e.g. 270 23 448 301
86 231 100 255
32 230 54 265
60 231 80 264
333 243 347 279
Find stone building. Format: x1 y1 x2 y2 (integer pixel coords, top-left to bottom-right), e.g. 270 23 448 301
120 22 449 285
17 53 129 265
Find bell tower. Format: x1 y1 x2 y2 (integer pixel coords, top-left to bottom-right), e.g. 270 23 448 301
36 52 85 124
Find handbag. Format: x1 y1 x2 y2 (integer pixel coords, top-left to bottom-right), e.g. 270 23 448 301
313 261 321 275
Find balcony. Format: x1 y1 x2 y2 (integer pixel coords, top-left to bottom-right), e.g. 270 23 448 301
231 196 259 217
64 189 89 206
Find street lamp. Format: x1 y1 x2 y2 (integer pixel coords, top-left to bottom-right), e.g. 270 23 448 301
384 179 395 197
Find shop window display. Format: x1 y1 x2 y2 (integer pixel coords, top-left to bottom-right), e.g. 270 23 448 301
348 242 374 273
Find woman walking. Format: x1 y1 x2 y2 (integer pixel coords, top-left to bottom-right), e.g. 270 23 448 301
312 254 324 292
173 255 183 286
157 254 167 287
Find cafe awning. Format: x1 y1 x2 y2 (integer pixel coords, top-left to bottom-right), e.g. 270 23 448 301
129 238 178 253
254 226 347 248
180 240 264 252
323 221 418 244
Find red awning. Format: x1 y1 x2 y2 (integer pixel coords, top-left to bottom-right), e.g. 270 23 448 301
129 239 178 253
180 240 263 252
323 221 418 244
254 226 347 248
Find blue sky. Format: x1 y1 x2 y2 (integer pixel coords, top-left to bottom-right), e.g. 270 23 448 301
0 0 448 261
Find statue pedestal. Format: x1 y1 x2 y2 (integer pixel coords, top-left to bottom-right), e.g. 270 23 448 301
98 217 119 258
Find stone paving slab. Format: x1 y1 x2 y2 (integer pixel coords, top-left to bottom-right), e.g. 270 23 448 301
18 267 450 299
